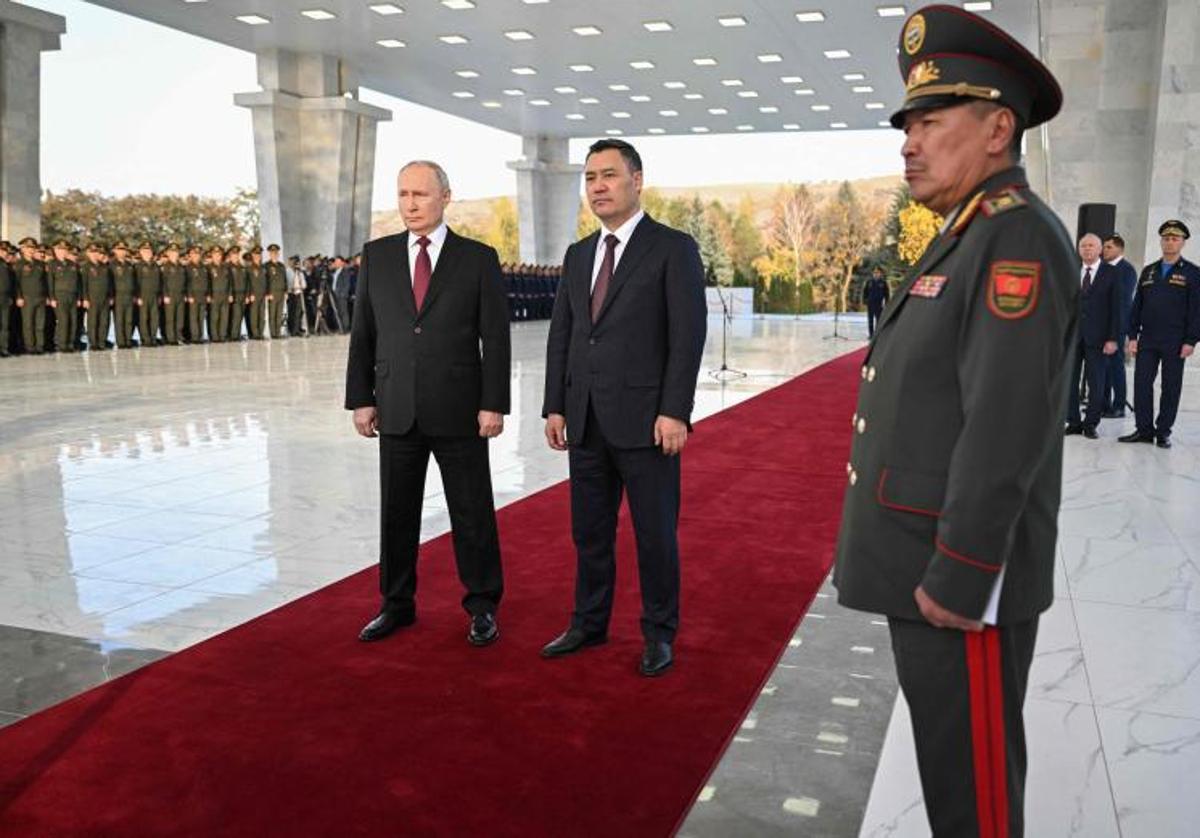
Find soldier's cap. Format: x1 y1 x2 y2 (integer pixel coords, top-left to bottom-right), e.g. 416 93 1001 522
85 243 103 253
226 245 242 254
267 243 281 252
112 241 129 251
137 241 154 251
1159 220 1190 240
52 239 71 249
165 241 181 252
890 5 1062 130
185 244 200 254
18 236 38 247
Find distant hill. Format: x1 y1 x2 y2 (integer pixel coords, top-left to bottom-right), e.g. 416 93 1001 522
371 175 903 239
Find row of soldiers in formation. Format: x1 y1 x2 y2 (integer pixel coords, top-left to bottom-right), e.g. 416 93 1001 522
500 263 562 322
0 238 290 356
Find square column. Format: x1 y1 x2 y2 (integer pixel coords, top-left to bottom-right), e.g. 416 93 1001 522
507 136 583 265
0 1 65 242
236 50 390 258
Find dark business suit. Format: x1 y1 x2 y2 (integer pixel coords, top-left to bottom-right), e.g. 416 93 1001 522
863 276 890 337
345 228 511 617
1066 261 1120 430
1103 258 1137 412
542 214 707 642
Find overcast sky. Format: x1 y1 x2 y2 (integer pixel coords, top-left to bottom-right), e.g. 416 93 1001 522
32 0 906 209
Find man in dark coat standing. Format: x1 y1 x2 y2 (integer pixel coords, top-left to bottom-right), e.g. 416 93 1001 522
540 139 707 677
346 160 511 646
833 7 1077 836
863 266 891 337
1064 233 1120 438
1101 234 1138 417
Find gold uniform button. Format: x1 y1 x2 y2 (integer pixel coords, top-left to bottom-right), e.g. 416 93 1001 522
851 412 858 429
846 461 853 475
867 366 877 382
849 469 858 486
861 366 868 381
857 417 866 434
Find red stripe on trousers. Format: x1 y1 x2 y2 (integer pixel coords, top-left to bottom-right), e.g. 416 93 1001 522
965 627 1009 838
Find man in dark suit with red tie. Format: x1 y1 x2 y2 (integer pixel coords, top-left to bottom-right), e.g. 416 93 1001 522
345 160 511 647
1065 233 1120 438
540 139 708 677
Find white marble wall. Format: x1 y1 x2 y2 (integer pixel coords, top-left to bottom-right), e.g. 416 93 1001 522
508 135 583 265
0 1 65 243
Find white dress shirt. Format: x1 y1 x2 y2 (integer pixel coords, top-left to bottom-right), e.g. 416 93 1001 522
1080 260 1100 288
590 210 645 292
408 222 449 281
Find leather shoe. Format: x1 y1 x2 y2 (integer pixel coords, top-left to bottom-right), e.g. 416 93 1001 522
1102 409 1125 419
358 610 415 642
639 641 673 677
541 627 607 658
1064 424 1083 436
468 612 499 646
1082 426 1098 439
1156 435 1172 449
1118 431 1155 444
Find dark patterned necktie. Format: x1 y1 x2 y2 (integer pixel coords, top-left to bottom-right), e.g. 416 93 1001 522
590 233 619 322
413 236 431 310
1082 266 1092 293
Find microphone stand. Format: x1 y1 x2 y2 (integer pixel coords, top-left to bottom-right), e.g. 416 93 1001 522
709 285 747 381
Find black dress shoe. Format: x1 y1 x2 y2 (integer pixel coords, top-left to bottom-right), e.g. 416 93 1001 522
1102 409 1126 419
1118 431 1155 443
1082 426 1098 439
1156 435 1172 449
639 641 673 677
541 627 607 658
468 612 499 647
358 610 415 642
1064 424 1084 436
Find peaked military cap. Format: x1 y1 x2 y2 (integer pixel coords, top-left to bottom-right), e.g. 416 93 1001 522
17 236 38 247
52 239 71 249
85 242 102 253
266 243 281 252
226 245 242 254
890 4 1062 130
112 240 129 251
137 241 154 250
1158 219 1190 239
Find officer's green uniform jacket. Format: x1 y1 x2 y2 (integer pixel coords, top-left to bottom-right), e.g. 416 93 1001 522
82 261 112 303
834 167 1078 624
185 263 208 300
134 259 161 300
266 261 287 296
161 262 187 299
0 261 13 305
15 258 46 301
209 263 231 297
111 260 137 300
49 259 81 302
228 262 248 298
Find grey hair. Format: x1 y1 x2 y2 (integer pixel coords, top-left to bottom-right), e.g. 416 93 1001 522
1078 232 1102 247
400 160 451 192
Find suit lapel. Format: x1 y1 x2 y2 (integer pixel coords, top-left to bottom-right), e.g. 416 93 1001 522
575 231 600 320
390 232 416 318
593 215 657 325
415 228 463 319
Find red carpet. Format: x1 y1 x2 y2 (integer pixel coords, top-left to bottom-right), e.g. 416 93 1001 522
0 350 865 837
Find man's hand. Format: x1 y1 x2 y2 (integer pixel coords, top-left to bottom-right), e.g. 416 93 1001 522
1182 343 1195 359
654 415 688 456
914 586 983 632
353 406 378 438
1103 340 1117 355
81 300 89 309
545 413 568 451
1128 339 1138 355
47 299 57 309
14 298 23 308
478 410 504 438
162 296 171 305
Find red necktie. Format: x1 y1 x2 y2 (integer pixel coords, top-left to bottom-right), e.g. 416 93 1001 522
413 236 431 310
590 233 619 323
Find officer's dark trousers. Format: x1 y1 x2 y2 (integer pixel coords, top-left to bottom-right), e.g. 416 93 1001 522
378 429 503 618
1103 336 1127 412
138 302 160 346
889 617 1039 838
568 404 681 642
1066 341 1106 428
868 305 882 337
113 300 135 347
1134 344 1185 436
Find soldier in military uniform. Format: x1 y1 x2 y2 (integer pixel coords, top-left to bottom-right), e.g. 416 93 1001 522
14 238 48 353
264 243 288 339
81 243 113 351
245 244 267 339
160 243 187 345
0 243 13 356
227 246 247 340
109 242 138 349
1119 220 1200 449
832 8 1076 837
134 241 162 347
48 240 82 353
184 245 209 343
207 246 232 342
862 266 891 337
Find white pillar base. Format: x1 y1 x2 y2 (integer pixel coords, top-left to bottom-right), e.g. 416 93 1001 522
507 136 583 265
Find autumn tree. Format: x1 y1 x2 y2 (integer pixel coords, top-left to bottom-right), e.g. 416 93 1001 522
42 189 257 247
810 182 887 335
897 200 943 265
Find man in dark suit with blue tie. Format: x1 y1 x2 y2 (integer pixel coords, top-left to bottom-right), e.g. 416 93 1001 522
1101 234 1138 418
1065 233 1121 438
540 139 707 677
345 160 511 647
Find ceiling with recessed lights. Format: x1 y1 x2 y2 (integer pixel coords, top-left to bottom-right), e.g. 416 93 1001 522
83 0 1036 137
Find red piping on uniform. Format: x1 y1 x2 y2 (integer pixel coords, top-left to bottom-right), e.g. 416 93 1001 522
936 538 1000 572
876 468 941 517
966 628 1009 838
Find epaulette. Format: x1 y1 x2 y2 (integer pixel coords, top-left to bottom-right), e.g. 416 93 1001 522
950 190 986 236
979 186 1028 218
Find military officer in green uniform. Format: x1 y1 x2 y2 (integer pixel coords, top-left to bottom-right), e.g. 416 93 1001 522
109 242 138 349
160 242 187 345
81 243 113 351
246 244 267 339
206 245 232 342
227 245 247 340
14 238 47 353
264 243 288 339
48 240 82 353
134 241 161 347
832 8 1076 837
184 245 209 343
0 243 13 356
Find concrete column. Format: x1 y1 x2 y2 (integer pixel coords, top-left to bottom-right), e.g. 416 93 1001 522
507 136 582 265
235 50 390 258
0 1 64 243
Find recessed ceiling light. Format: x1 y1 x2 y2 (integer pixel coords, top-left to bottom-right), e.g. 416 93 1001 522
781 76 804 84
511 66 538 75
737 124 754 131
683 93 703 100
877 5 907 16
659 109 679 116
608 84 630 92
964 1 992 10
376 38 405 48
736 90 759 98
236 14 270 24
442 0 475 9
843 73 866 81
663 81 687 89
648 128 666 134
708 107 728 115
369 4 404 15
481 101 501 108
606 129 623 135
573 25 602 36
455 69 480 78
759 106 779 113
522 0 549 4
758 54 783 63
452 91 475 99
852 85 875 93
783 123 800 130
796 11 825 22
566 113 586 120
580 97 600 104
612 111 631 118
865 102 885 109
505 30 534 40
630 95 651 102
693 57 718 66
503 88 525 96
554 86 577 94
878 120 892 127
718 16 747 27
301 9 335 20
811 104 831 111
831 121 848 128
794 88 815 96
691 126 710 133
572 65 596 73
529 98 551 106
643 21 673 32
630 60 655 70
721 79 743 87
825 49 852 59
440 34 469 44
